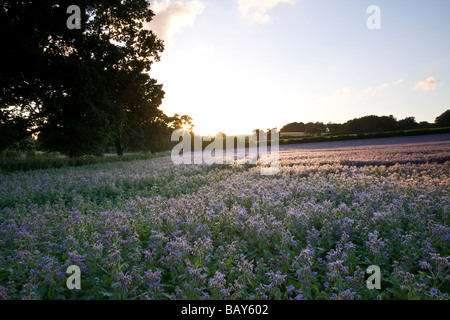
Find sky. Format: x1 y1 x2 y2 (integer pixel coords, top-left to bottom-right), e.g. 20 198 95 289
145 0 450 136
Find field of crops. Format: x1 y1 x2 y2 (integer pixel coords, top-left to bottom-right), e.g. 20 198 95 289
0 140 449 300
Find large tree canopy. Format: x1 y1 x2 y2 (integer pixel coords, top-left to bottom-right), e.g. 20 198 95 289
0 0 171 156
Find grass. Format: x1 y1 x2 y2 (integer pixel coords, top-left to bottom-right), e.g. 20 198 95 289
0 151 171 173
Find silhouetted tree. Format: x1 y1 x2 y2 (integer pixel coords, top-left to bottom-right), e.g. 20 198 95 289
326 122 345 134
170 114 195 132
418 121 434 129
280 122 305 132
252 129 262 141
304 122 314 135
435 109 450 127
266 128 272 140
141 111 176 153
305 122 326 136
397 117 418 130
0 1 167 157
0 113 29 152
344 115 397 134
112 71 165 155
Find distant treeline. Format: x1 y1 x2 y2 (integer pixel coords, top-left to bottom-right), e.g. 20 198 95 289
280 110 450 136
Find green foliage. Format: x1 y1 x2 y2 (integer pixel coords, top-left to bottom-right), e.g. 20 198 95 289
0 152 170 173
1 138 36 158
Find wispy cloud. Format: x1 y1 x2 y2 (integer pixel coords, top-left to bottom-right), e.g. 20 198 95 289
361 79 404 95
334 79 404 98
392 79 404 85
414 77 438 91
145 0 205 48
333 87 352 97
236 0 295 23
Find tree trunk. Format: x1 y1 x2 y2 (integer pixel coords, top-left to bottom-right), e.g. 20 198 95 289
115 138 123 156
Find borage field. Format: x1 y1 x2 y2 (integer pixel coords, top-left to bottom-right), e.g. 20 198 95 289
0 140 449 300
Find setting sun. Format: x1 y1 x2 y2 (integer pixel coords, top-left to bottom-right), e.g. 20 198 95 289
149 0 450 137
180 123 191 131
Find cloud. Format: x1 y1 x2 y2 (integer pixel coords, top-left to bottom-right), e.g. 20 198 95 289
361 79 404 94
236 0 295 23
392 79 404 85
146 0 205 48
414 77 438 91
333 87 352 97
334 79 403 98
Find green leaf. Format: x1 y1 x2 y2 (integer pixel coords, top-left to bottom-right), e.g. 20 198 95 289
263 249 272 260
37 284 48 297
47 287 55 300
161 292 173 300
171 271 177 284
312 285 319 294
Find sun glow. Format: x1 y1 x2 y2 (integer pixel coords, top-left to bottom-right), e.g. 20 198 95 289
180 123 191 131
